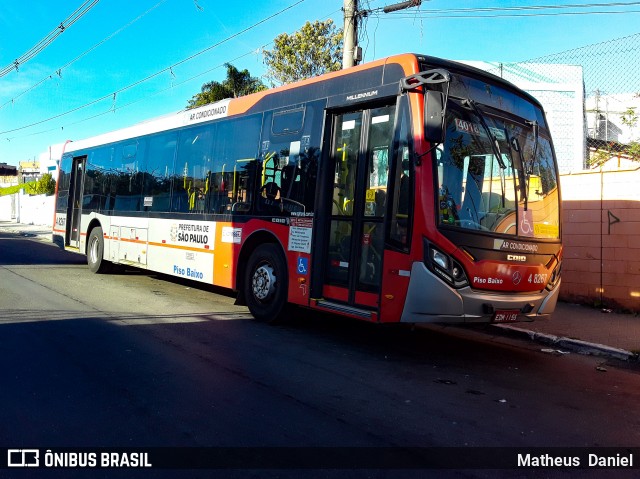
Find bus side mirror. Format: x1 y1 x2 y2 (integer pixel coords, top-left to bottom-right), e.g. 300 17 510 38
424 91 445 143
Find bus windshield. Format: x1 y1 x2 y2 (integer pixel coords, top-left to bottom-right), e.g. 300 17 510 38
435 98 560 239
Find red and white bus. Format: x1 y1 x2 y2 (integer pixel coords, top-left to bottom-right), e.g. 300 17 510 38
53 53 562 324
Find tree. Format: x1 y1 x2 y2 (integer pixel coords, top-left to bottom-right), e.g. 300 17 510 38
187 63 266 109
35 173 56 195
620 107 640 162
263 20 343 86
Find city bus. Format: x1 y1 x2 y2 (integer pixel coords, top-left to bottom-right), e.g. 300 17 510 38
53 53 562 324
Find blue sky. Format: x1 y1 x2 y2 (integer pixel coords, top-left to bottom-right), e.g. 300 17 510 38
1 0 639 167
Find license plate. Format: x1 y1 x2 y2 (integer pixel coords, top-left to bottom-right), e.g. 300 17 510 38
493 310 519 323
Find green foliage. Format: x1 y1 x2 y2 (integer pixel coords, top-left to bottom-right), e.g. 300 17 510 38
620 106 638 131
35 173 56 195
187 63 266 109
0 182 36 196
263 20 343 86
627 141 640 161
587 148 612 169
588 107 640 168
0 175 55 196
621 107 640 162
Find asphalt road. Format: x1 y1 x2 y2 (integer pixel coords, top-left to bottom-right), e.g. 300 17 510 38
1 232 639 478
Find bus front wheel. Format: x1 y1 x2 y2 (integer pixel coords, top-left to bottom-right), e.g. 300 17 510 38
244 243 288 322
87 226 111 274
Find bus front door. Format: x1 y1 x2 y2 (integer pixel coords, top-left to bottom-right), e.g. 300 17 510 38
67 156 86 248
319 105 396 317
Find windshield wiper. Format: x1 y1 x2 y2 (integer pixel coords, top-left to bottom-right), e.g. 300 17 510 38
517 120 540 211
461 98 508 209
461 99 506 170
525 119 539 176
509 135 529 211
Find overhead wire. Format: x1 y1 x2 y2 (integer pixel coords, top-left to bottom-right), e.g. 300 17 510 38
9 1 637 139
4 3 345 143
4 43 281 142
376 1 640 18
0 0 308 136
0 0 100 78
385 10 640 19
0 0 169 111
3 5 348 143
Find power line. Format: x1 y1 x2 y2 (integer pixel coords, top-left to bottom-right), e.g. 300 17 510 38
4 3 345 143
386 10 640 19
0 0 308 136
4 48 265 142
18 1 634 138
0 0 100 78
0 0 168 111
377 2 640 19
398 1 640 13
370 1 640 14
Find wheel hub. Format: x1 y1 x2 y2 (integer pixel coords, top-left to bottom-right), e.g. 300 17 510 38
89 236 99 264
252 264 276 301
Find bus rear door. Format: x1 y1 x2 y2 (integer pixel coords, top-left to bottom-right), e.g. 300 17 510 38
67 156 87 249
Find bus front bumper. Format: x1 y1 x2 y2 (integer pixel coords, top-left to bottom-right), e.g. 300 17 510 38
400 262 560 324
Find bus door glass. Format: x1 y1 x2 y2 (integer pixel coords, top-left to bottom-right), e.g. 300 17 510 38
68 156 86 247
324 104 396 306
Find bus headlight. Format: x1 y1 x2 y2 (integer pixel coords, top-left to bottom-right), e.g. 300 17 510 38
546 260 562 290
424 239 469 289
431 248 449 270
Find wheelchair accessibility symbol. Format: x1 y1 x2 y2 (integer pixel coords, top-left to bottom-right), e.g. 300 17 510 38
297 257 309 275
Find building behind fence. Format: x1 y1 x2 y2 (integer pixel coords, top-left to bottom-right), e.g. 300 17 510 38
465 32 640 173
466 34 640 312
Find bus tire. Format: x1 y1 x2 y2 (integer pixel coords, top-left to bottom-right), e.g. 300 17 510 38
244 243 288 322
87 226 111 274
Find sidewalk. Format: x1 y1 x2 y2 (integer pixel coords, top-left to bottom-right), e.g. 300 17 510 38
494 302 639 361
1 220 638 361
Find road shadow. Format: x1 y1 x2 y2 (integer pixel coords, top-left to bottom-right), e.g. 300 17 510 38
0 234 86 266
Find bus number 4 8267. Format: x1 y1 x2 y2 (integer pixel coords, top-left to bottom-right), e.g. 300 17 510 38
529 274 548 284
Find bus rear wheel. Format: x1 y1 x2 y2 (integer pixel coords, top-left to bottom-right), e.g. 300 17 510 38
244 243 288 322
87 226 111 274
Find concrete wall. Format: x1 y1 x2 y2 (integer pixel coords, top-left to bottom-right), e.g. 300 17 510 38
560 167 640 311
0 195 16 221
0 192 55 226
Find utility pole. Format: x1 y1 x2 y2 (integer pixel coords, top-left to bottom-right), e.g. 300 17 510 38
342 0 359 69
342 0 422 69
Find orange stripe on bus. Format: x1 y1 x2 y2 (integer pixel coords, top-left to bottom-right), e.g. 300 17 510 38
147 241 214 254
102 235 215 254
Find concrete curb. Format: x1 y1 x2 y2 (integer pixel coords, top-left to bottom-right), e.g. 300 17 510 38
492 324 639 362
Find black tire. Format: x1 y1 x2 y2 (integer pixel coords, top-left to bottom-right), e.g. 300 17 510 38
244 243 288 322
87 226 112 274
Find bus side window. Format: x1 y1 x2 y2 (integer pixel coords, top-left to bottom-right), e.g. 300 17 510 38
257 102 322 216
143 132 177 212
113 141 145 212
174 126 214 214
295 100 322 214
56 156 72 212
212 115 261 214
84 147 108 212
